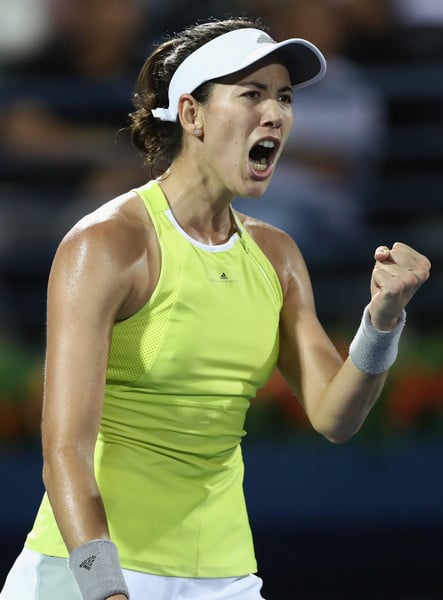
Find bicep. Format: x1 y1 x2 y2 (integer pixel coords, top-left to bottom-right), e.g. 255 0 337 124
277 250 343 415
248 224 344 415
42 231 130 460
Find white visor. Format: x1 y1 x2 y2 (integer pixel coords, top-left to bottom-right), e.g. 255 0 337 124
151 27 327 122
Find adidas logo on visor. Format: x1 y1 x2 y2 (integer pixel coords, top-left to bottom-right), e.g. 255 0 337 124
256 33 276 44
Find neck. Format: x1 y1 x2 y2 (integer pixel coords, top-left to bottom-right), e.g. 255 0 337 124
157 161 236 246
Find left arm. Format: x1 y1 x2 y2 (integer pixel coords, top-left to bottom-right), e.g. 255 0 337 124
277 241 430 443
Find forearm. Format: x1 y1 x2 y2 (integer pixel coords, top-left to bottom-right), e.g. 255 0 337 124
43 450 129 599
310 358 388 443
308 306 405 443
42 447 110 552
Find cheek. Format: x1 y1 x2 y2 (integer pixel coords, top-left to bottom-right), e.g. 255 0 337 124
224 133 245 171
279 116 294 150
203 98 250 167
208 120 243 163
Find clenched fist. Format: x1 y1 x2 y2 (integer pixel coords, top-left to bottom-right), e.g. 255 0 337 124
369 242 431 331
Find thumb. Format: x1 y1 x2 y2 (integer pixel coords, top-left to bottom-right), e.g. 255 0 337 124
374 245 391 263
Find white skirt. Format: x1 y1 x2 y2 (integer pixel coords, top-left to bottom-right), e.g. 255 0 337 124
0 547 267 600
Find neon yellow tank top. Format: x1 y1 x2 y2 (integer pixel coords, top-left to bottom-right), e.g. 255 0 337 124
26 181 283 577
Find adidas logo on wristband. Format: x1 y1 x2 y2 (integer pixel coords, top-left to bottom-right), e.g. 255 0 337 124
79 555 96 570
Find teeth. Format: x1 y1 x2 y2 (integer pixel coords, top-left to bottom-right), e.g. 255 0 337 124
250 140 275 172
258 140 275 148
251 159 268 171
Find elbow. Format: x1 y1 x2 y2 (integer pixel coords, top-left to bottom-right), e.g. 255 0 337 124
314 422 362 445
308 403 367 445
42 453 62 494
323 431 355 445
42 458 59 490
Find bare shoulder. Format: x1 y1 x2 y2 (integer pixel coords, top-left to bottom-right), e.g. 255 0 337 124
58 190 151 268
50 190 155 320
235 211 308 297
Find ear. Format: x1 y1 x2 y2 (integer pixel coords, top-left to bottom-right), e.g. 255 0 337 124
177 93 203 136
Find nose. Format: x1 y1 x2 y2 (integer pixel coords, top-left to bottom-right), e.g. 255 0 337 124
260 99 283 129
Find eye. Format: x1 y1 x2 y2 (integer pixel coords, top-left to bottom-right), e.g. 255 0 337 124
279 93 293 105
243 90 261 100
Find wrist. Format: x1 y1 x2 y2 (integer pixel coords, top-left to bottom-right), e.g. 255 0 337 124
369 307 403 331
68 539 129 600
349 305 406 375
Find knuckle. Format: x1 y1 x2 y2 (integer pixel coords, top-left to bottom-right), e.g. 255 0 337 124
404 272 418 287
385 279 404 297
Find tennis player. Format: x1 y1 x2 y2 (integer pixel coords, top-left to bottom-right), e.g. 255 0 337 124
0 15 430 600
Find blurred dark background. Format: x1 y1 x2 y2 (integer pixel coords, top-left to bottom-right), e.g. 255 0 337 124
0 0 442 598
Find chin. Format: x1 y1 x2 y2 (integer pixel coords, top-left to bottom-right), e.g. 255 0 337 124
241 180 271 199
229 170 272 199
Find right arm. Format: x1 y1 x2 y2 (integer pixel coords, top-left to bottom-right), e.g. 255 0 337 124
42 204 150 599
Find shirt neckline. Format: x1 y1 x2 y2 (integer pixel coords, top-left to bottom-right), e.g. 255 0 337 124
164 208 240 253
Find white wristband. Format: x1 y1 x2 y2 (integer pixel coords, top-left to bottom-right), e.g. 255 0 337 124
68 539 129 600
349 305 406 375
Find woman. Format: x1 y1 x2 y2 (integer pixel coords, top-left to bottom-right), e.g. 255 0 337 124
0 16 430 600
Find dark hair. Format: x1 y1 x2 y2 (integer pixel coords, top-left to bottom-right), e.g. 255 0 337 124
129 16 265 176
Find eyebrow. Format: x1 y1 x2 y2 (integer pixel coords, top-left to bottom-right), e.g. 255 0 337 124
240 80 293 94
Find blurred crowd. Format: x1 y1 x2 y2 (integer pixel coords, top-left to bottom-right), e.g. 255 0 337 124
0 0 442 441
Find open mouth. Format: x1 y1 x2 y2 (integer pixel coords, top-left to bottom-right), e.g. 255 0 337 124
248 139 278 174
